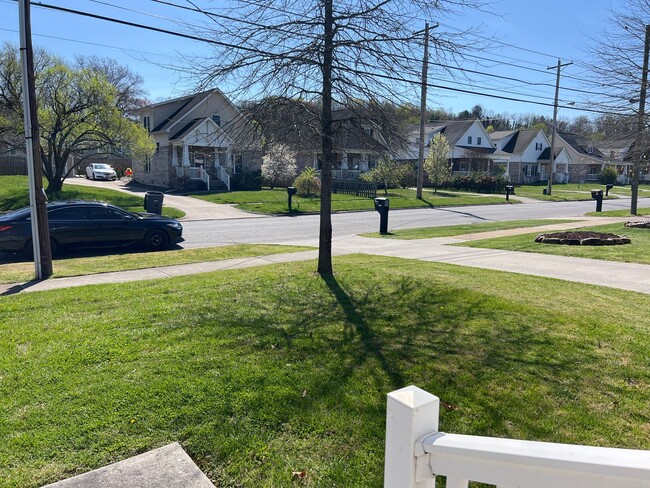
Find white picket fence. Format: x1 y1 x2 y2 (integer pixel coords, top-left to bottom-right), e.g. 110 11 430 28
384 386 650 488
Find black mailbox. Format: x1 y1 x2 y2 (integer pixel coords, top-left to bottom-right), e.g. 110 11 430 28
591 189 604 212
374 197 389 234
287 186 297 211
605 183 614 196
144 191 164 215
505 185 515 201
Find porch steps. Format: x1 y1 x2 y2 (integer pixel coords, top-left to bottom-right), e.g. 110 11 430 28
209 179 229 193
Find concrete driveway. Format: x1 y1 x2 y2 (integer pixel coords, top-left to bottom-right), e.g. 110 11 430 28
65 176 264 221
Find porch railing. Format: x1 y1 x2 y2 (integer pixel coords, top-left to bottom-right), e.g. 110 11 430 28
176 166 210 190
384 385 650 488
216 165 230 191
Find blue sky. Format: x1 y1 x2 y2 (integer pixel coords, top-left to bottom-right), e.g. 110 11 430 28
0 0 624 118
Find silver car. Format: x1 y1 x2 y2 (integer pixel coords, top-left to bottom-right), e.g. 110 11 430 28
86 163 117 181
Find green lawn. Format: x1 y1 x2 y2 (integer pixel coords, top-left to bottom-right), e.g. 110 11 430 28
192 187 511 214
0 176 184 218
458 222 650 265
1 255 649 487
360 219 575 239
0 244 314 284
513 183 619 202
586 208 650 217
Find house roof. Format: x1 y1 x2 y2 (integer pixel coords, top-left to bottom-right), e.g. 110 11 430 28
489 130 517 141
151 90 214 133
169 118 205 141
501 129 540 155
557 132 606 159
429 120 477 146
537 147 564 161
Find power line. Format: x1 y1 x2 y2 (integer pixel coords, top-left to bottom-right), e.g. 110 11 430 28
9 0 635 116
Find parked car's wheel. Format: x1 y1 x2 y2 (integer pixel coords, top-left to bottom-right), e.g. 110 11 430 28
144 229 169 251
23 238 58 258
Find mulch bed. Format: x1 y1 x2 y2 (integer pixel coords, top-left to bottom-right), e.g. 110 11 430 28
535 231 631 246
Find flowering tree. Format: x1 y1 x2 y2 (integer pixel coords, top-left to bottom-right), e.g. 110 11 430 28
423 133 451 192
261 143 298 189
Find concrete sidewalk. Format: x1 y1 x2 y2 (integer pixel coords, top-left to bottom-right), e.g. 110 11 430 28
3 221 650 295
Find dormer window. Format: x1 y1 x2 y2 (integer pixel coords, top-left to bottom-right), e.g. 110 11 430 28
587 145 594 154
477 136 482 145
143 116 150 132
535 143 542 150
212 114 221 126
364 127 374 138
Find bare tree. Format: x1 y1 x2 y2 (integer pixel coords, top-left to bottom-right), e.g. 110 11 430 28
187 0 483 274
586 0 650 213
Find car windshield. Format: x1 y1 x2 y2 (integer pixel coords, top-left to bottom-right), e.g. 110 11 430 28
94 164 111 170
0 207 31 220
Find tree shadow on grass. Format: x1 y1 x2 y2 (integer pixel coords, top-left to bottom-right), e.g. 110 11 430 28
320 273 405 388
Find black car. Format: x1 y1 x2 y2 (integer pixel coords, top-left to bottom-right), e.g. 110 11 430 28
0 200 184 257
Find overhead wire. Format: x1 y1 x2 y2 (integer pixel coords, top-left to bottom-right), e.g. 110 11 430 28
3 0 636 117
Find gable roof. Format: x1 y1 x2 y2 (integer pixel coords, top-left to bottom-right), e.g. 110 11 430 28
489 130 517 141
557 132 605 159
501 129 541 155
151 90 214 133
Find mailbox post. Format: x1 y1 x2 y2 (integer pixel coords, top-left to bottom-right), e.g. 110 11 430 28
591 189 604 212
374 197 389 234
287 186 297 211
505 184 515 202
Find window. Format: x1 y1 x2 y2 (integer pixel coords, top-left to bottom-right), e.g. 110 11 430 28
143 116 150 132
212 114 221 126
364 127 374 138
535 142 542 150
49 207 89 221
88 207 126 220
233 154 243 173
527 165 538 176
588 166 600 175
467 136 472 144
477 136 482 145
144 155 151 173
155 142 160 154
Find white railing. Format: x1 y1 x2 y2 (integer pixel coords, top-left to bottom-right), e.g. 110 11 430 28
216 165 230 191
384 386 650 488
186 167 210 191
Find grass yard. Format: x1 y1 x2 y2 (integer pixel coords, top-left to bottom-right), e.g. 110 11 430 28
192 187 510 214
0 244 314 284
457 222 650 265
586 208 650 217
1 255 649 487
360 219 575 239
0 176 184 218
513 183 619 202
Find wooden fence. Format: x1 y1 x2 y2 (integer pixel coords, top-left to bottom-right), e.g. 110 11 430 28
333 180 377 199
0 157 27 175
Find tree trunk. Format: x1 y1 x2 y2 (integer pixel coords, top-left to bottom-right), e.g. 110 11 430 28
318 0 334 275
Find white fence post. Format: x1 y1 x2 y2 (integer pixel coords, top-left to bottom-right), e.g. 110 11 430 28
384 385 439 488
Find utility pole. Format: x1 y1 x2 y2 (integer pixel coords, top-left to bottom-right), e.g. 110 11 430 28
19 0 52 279
416 22 430 200
632 25 650 216
546 59 572 197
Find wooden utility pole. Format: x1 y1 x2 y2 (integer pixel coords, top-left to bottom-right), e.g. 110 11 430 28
546 59 572 197
19 0 52 279
416 23 430 200
632 25 650 216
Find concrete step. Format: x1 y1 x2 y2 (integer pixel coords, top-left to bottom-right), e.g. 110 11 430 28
42 442 215 488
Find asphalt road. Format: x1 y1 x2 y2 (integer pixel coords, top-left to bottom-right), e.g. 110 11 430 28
180 196 648 248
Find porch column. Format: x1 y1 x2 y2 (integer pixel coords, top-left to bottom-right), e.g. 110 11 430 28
506 159 510 178
313 154 318 169
171 144 178 167
214 147 220 168
341 153 349 170
360 153 369 171
226 148 232 169
182 143 190 167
